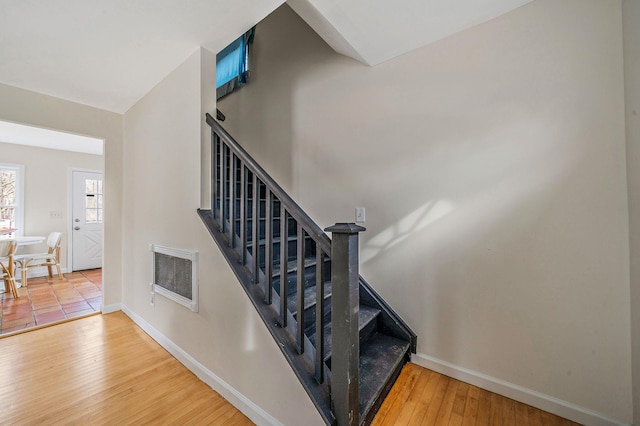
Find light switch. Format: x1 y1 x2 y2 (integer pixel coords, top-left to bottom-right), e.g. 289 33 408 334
355 207 365 223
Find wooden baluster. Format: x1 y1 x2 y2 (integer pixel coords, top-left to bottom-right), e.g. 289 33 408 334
239 162 247 264
252 175 259 282
229 154 236 247
211 131 218 221
220 144 227 234
264 189 272 304
315 248 326 383
280 208 288 327
296 225 305 354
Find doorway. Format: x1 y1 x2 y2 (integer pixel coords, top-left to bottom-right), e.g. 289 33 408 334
70 170 103 271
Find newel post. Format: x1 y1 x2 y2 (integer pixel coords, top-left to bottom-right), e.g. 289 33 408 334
325 223 365 426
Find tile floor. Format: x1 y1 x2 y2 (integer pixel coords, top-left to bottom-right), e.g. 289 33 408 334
0 268 102 335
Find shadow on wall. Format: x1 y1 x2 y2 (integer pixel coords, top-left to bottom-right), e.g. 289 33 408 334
360 199 454 264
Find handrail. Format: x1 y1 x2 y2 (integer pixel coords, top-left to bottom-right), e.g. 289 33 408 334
204 113 416 425
206 113 331 254
207 111 336 419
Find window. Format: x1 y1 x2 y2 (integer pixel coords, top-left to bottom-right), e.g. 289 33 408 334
0 163 24 236
84 178 103 224
216 27 255 99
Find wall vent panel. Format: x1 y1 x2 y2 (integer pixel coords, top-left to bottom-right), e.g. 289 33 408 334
151 244 198 312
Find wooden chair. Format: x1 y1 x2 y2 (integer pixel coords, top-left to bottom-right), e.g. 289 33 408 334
14 232 63 288
0 240 19 298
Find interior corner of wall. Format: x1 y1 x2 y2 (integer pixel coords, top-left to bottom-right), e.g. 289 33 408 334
285 0 369 65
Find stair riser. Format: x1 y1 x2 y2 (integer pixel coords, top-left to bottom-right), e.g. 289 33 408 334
300 296 332 336
324 318 380 370
272 262 330 297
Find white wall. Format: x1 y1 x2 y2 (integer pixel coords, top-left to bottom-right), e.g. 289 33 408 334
121 48 323 426
0 83 123 308
219 1 633 423
623 1 640 425
0 141 103 269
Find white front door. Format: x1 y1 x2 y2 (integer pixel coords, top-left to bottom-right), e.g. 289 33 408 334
72 171 103 271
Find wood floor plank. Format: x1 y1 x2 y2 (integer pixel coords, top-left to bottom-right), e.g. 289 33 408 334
489 392 505 426
515 401 531 426
407 369 442 424
475 388 493 425
421 374 451 425
370 364 413 425
504 396 517 425
452 382 470 416
460 386 479 426
372 363 582 425
449 382 470 426
376 362 423 425
0 312 252 426
434 379 459 425
393 368 433 425
528 404 544 426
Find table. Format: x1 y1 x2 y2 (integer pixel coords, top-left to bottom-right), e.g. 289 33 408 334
12 236 46 246
0 236 45 294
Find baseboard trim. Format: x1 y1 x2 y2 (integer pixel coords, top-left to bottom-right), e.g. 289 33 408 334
411 352 629 426
121 304 282 426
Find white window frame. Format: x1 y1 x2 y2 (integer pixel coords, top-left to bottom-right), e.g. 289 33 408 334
0 163 24 237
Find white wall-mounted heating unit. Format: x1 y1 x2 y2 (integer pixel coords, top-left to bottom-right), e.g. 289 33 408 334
151 244 198 312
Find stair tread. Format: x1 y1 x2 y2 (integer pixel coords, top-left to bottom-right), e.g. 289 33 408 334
359 333 411 418
272 255 326 279
287 281 332 316
309 305 381 359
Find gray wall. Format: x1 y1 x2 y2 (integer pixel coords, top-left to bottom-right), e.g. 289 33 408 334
623 1 640 425
219 0 633 423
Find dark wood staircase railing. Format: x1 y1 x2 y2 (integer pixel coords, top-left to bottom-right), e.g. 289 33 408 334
198 112 416 425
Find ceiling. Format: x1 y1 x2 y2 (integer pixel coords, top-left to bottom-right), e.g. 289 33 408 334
0 0 532 114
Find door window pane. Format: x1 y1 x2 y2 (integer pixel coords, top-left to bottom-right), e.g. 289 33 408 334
85 178 103 224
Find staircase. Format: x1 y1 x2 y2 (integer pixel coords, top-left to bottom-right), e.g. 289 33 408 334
198 113 416 425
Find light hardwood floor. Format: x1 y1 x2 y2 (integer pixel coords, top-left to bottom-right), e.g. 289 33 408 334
372 363 581 426
0 311 582 425
0 311 252 425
